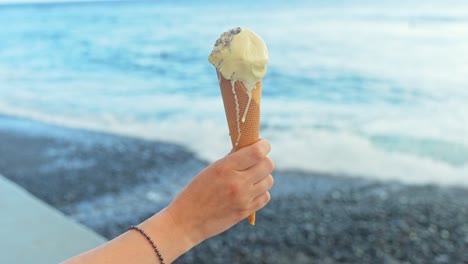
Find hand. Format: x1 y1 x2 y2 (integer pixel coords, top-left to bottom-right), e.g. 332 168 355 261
167 139 275 246
62 139 274 264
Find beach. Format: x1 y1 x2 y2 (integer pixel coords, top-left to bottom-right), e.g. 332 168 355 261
2 0 468 186
1 115 467 263
1 0 468 263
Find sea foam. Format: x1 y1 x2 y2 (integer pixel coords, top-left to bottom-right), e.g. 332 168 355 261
1 98 467 187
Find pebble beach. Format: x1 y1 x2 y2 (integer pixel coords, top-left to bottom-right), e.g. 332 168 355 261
1 115 467 263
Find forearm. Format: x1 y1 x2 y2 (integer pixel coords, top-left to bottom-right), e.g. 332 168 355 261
62 208 195 264
63 140 274 264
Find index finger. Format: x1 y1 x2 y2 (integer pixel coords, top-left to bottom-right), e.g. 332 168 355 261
226 139 271 171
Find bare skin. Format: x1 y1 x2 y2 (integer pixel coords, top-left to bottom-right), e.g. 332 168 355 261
63 139 274 264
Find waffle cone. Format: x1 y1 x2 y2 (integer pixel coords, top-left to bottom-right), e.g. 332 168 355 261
218 72 262 225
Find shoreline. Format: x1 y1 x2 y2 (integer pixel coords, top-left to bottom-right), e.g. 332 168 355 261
1 114 467 263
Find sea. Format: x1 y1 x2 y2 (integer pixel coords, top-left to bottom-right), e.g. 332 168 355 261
1 0 467 186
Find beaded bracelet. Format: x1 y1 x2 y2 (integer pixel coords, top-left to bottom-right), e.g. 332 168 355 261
129 225 165 264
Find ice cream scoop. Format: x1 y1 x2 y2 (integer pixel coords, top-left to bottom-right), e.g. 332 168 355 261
209 27 269 225
208 27 268 94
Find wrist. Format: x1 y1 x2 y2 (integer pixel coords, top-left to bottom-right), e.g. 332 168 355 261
165 203 206 247
140 207 196 263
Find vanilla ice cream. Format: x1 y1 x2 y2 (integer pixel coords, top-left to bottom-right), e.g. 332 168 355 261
208 27 269 95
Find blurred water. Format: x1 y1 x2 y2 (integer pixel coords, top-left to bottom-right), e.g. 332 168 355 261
1 0 468 185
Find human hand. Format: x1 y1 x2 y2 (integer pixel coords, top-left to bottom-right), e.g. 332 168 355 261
63 139 274 264
166 139 274 247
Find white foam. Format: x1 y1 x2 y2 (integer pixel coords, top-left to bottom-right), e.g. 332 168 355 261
1 98 468 188
264 128 468 186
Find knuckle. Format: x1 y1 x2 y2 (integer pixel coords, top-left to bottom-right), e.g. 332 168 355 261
267 175 275 189
265 157 275 172
251 144 266 160
263 192 271 204
254 193 270 211
227 181 241 197
214 160 230 176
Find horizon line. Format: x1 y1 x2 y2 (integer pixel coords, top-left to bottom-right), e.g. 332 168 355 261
0 0 139 6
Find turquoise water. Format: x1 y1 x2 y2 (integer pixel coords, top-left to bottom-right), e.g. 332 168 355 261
1 0 468 185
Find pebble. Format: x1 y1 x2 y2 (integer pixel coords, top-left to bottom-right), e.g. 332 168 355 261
441 230 450 239
2 119 468 264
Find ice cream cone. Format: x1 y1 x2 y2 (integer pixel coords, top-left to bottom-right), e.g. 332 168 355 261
218 71 262 225
209 27 268 226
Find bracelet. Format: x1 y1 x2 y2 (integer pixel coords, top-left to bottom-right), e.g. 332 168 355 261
129 225 165 264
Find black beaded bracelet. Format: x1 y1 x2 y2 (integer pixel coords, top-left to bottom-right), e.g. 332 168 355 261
129 225 165 264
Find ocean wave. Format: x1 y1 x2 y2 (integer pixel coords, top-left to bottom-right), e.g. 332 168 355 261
1 102 467 187
1 0 468 187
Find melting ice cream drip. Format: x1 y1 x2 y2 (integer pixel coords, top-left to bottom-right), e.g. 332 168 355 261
217 71 222 85
241 91 253 123
230 80 242 147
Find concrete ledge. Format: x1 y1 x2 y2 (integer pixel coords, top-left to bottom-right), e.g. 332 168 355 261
0 174 107 264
